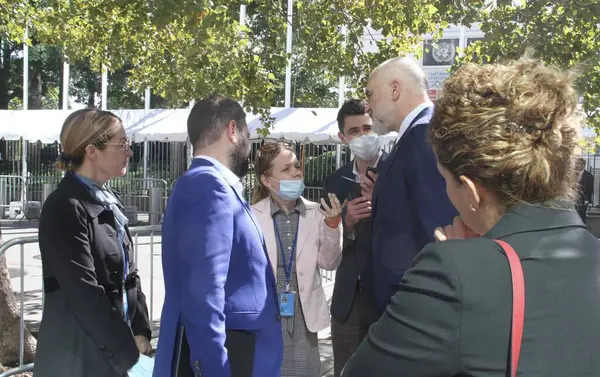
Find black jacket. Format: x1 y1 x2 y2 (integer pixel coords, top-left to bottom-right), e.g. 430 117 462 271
323 155 386 321
342 203 600 377
577 170 594 205
34 171 150 377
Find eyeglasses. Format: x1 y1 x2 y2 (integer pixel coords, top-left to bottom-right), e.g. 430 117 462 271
104 142 131 152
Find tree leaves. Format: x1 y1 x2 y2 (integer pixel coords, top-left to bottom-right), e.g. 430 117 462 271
0 0 477 131
2 0 598 137
0 0 33 42
458 0 600 135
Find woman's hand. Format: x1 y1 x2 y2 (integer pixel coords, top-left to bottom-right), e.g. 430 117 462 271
434 216 480 242
135 334 152 356
319 193 343 228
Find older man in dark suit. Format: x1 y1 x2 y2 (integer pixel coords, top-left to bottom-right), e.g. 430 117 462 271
363 57 457 313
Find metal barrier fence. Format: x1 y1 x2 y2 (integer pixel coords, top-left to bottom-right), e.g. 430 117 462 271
0 223 335 377
0 225 162 377
107 178 169 225
0 139 350 196
0 234 37 377
0 138 349 222
0 175 169 224
0 176 28 220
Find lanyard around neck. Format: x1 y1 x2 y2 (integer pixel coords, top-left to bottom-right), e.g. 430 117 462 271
273 216 300 292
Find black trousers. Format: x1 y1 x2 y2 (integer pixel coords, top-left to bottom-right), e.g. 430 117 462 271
172 326 256 377
331 288 380 377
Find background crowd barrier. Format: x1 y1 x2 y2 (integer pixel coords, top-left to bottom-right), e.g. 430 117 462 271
0 175 168 225
0 223 334 377
0 225 162 377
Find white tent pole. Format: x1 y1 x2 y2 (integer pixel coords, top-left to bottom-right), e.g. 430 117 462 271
240 4 247 26
143 140 149 179
284 0 293 108
337 77 345 108
239 3 247 107
143 88 150 179
62 0 72 110
62 60 70 110
101 64 108 110
338 25 348 108
336 25 348 169
21 24 29 212
144 87 151 110
23 25 29 110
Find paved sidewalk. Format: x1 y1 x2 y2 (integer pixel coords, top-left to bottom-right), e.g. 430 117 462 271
3 221 337 376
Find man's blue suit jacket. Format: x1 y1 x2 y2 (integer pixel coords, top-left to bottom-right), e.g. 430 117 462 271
371 106 457 313
153 158 283 377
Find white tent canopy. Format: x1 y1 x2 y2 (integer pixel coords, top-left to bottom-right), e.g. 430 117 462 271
0 108 399 144
2 108 595 144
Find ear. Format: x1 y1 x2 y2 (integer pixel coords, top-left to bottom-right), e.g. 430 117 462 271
85 144 98 161
226 120 238 143
458 175 481 209
338 132 348 144
260 174 270 188
391 79 401 101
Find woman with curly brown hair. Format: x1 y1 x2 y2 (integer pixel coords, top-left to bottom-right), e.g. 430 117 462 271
342 58 600 376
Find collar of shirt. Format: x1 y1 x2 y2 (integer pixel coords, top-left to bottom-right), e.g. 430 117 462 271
194 155 244 195
270 196 307 217
394 101 434 144
352 150 384 182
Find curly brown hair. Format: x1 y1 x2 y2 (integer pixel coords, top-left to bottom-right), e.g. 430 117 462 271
428 58 581 208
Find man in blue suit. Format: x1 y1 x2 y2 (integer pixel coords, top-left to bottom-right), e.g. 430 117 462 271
154 95 283 377
363 57 457 314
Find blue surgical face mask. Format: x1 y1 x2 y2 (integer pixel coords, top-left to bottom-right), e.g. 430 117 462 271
269 178 305 200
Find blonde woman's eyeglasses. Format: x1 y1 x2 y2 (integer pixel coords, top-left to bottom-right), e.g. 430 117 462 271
104 142 132 152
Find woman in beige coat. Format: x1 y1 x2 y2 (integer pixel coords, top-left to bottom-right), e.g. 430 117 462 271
251 140 343 377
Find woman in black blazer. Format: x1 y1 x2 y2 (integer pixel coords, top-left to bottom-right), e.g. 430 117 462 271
342 58 600 376
34 109 151 377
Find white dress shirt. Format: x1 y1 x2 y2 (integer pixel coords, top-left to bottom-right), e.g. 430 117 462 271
194 155 244 196
394 101 434 144
352 150 384 183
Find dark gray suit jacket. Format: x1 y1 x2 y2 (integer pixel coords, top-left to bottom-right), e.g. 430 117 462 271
342 203 600 376
34 172 150 377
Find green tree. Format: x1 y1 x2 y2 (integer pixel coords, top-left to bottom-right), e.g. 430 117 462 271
0 40 22 109
31 0 485 128
458 0 600 133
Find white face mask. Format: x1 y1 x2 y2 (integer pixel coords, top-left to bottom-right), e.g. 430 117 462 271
347 133 380 161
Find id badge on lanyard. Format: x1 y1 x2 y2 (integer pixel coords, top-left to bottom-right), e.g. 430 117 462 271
274 219 299 317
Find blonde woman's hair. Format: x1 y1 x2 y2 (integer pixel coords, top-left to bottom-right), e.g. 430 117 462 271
251 140 296 205
428 57 581 208
56 109 123 171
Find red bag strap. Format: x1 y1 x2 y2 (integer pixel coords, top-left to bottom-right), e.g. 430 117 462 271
494 239 525 377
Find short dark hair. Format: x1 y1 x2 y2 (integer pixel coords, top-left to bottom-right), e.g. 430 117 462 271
337 99 367 134
187 95 247 150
